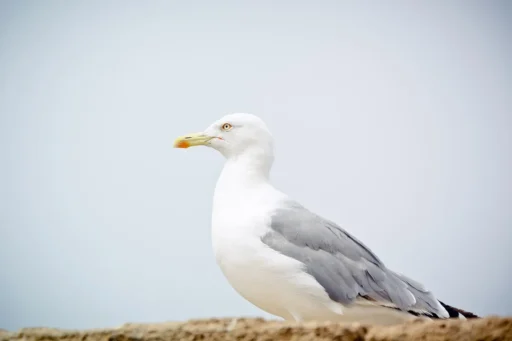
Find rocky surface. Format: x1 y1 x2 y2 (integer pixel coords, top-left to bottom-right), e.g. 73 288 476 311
1 317 512 341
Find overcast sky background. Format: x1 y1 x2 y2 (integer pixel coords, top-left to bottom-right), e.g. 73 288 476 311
1 0 511 331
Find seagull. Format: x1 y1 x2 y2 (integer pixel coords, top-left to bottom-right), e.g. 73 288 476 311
173 113 477 325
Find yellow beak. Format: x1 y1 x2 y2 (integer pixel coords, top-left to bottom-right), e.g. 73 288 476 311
173 132 213 148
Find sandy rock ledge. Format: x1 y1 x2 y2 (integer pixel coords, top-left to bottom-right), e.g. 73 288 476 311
1 317 511 341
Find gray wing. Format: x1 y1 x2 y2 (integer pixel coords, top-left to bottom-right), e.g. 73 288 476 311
261 200 447 316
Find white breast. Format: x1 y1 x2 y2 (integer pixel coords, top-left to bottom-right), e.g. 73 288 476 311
211 181 280 265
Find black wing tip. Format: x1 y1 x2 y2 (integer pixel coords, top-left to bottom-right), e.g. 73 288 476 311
358 296 479 319
439 301 479 319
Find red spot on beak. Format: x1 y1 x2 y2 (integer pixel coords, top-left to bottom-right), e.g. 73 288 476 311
176 141 190 148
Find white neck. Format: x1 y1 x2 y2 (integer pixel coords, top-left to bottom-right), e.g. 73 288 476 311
211 146 283 255
215 147 274 194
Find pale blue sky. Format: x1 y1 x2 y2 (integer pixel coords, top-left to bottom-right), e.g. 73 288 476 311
1 0 511 331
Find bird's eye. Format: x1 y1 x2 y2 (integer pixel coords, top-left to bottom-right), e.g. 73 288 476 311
221 123 233 131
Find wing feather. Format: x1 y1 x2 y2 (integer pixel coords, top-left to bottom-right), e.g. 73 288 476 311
261 200 448 317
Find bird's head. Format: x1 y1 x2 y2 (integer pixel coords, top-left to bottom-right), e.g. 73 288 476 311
174 113 274 160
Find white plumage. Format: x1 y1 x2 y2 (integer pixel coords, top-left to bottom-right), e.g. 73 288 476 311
174 113 476 324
